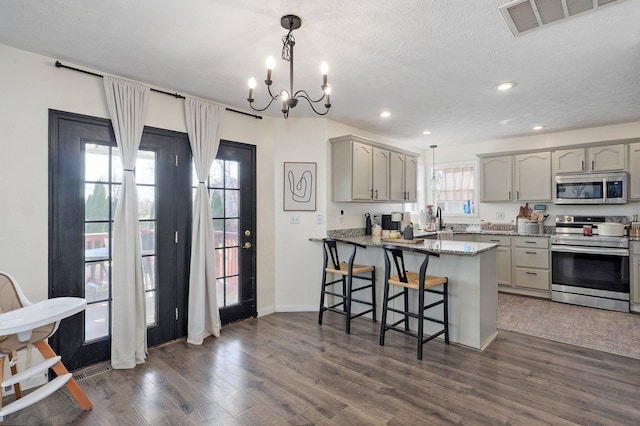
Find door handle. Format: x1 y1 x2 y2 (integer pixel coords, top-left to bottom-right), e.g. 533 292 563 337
243 242 253 249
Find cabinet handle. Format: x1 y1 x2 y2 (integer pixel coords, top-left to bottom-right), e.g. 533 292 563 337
490 239 500 242
525 251 537 255
525 271 538 276
508 191 511 200
525 241 537 244
592 160 595 170
516 190 519 200
370 189 374 199
581 160 584 171
374 189 379 199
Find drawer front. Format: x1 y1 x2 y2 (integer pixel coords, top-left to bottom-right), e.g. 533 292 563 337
514 247 549 269
512 236 549 249
515 267 550 290
632 242 640 255
478 235 510 246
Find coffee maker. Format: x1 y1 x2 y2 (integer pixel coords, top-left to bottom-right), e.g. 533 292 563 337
381 212 403 231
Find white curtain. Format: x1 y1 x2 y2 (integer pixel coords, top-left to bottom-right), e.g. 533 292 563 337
185 97 225 345
103 76 149 368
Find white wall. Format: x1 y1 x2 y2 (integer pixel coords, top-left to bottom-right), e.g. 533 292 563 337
432 123 640 225
0 43 278 315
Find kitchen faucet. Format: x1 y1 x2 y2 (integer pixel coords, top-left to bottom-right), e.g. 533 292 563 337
436 206 443 230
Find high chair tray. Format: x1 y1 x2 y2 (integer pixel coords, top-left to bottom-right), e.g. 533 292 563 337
0 297 86 336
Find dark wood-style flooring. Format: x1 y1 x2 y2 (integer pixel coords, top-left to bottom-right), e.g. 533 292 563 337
3 312 640 425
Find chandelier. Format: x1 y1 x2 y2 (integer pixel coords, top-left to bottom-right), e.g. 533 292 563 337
246 15 331 119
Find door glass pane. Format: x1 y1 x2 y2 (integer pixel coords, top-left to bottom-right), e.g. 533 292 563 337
213 219 224 248
138 186 156 220
146 290 157 326
142 255 157 291
85 301 109 342
210 189 224 218
85 144 110 182
84 261 110 303
140 221 156 254
111 147 122 183
225 161 239 189
225 276 239 305
209 160 224 187
225 189 240 217
85 183 110 221
136 151 156 185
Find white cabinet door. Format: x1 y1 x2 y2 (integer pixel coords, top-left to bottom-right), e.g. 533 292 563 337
404 155 418 202
589 144 626 172
351 141 373 200
553 148 585 173
496 246 512 286
481 156 512 201
389 152 405 201
629 143 640 199
514 152 551 201
372 147 390 201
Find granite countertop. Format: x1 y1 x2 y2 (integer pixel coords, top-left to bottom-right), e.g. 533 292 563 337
309 235 497 256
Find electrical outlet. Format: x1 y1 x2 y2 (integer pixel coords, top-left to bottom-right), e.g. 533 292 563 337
316 214 324 225
290 215 301 224
496 211 505 220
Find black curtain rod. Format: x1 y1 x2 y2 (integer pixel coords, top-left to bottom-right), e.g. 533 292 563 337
54 61 262 120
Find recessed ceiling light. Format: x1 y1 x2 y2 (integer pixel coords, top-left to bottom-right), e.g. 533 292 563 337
422 130 431 135
533 125 544 130
496 81 517 91
380 111 391 118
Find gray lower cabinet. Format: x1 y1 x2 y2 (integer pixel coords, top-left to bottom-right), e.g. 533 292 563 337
478 235 512 286
512 236 550 292
632 242 640 305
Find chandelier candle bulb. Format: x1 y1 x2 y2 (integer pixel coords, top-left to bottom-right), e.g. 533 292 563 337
321 62 328 87
247 77 256 102
266 56 275 84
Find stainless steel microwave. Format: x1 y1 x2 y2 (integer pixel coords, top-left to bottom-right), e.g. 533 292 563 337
553 172 627 204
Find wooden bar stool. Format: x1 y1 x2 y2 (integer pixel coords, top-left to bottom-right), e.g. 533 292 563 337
380 244 449 360
319 238 376 334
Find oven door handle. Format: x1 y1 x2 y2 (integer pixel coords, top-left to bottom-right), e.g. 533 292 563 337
551 245 629 256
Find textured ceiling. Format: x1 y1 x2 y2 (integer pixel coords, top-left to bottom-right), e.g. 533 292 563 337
0 0 638 148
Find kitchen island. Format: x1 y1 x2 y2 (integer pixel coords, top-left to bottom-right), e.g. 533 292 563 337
311 236 499 351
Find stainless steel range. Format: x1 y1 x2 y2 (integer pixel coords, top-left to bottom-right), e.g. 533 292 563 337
551 215 630 312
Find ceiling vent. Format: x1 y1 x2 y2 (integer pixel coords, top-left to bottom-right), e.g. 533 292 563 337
499 0 621 36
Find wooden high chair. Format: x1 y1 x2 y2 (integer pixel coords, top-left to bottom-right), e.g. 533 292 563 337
0 271 92 421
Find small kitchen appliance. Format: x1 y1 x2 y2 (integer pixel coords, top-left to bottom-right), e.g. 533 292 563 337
381 213 402 231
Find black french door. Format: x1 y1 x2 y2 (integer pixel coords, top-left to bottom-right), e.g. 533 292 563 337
211 141 257 324
49 110 191 370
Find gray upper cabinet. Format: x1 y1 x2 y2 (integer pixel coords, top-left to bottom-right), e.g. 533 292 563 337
552 148 585 173
589 144 626 172
372 147 390 201
553 144 626 174
331 135 416 203
351 141 374 200
390 152 418 202
629 142 640 199
514 152 551 201
480 156 512 201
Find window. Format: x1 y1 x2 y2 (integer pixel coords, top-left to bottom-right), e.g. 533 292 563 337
431 161 478 216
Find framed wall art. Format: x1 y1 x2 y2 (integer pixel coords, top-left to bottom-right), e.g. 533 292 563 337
283 162 316 211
